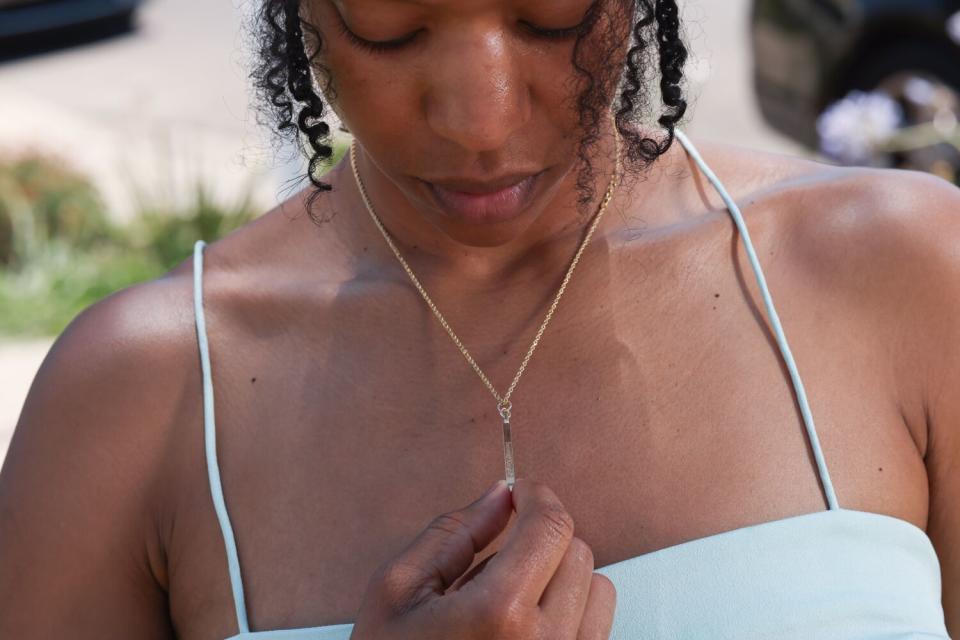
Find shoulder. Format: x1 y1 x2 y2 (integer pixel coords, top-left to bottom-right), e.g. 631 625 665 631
841 171 960 639
4 249 203 514
765 160 960 362
20 269 195 439
773 163 960 441
0 251 205 631
675 136 960 310
732 148 960 423
777 162 960 298
672 135 960 432
763 159 960 633
0 183 356 633
29 182 345 425
23 180 353 431
1 186 324 532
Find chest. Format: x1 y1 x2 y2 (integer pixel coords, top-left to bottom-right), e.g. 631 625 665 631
164 226 929 638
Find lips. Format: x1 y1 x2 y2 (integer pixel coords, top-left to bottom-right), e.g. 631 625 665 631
423 170 544 224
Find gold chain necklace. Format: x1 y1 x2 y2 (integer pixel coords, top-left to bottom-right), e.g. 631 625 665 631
349 118 622 490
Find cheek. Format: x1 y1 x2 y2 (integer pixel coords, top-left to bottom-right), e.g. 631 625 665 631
528 49 589 126
310 15 624 162
311 43 419 148
319 55 425 170
324 51 585 148
304 20 410 140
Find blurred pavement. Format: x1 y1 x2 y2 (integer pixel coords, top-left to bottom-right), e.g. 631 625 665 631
0 0 305 223
0 339 53 466
0 0 809 466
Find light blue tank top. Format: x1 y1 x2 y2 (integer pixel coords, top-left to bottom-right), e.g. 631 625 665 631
192 130 950 639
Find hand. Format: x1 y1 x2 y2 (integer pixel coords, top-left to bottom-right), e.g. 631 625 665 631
350 478 617 639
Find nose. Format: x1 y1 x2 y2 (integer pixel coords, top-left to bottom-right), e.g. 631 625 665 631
425 29 531 153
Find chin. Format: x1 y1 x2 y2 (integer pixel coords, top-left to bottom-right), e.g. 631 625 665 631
427 209 545 248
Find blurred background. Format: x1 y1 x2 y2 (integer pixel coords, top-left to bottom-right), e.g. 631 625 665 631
1 0 958 464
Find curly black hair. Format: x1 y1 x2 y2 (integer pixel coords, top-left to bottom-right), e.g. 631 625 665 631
250 0 688 222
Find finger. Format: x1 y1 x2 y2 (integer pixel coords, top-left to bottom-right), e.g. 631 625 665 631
577 574 617 640
448 551 497 592
376 480 512 606
539 537 595 629
481 478 576 606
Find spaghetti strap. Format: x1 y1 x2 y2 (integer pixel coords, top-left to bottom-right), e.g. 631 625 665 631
672 130 840 511
193 239 251 634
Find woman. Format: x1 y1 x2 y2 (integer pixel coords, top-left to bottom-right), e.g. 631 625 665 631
1 0 958 637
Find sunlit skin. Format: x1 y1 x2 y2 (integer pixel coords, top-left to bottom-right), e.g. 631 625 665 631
1 0 959 638
307 0 631 266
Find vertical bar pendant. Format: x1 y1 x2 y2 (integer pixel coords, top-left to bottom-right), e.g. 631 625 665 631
502 417 516 491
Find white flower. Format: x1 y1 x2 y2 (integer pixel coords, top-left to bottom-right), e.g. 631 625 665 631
948 11 960 45
817 90 904 165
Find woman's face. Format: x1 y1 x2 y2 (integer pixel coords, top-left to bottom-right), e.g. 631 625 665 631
306 0 629 248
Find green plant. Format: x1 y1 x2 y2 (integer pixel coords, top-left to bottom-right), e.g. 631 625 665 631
0 243 158 336
0 153 263 337
0 152 114 269
128 182 259 270
0 140 352 337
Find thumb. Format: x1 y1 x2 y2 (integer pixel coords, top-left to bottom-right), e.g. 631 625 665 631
380 480 511 608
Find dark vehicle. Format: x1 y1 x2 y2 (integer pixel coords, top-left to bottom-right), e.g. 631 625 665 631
0 0 143 56
751 0 960 181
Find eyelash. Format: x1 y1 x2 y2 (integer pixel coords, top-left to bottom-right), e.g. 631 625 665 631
335 18 584 55
521 21 585 41
335 19 420 53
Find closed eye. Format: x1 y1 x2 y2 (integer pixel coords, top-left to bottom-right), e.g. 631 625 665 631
520 18 588 40
334 15 421 53
334 15 586 55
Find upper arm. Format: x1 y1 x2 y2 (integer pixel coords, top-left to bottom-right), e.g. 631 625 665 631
890 172 960 634
0 276 194 638
795 166 960 632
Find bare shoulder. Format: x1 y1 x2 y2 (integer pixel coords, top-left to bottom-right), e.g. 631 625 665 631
702 142 960 631
754 154 960 363
7 255 199 476
675 136 960 313
811 170 960 636
27 180 352 444
772 160 960 299
815 169 960 640
2 235 205 523
0 259 199 636
713 145 960 633
0 183 346 637
708 142 960 428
